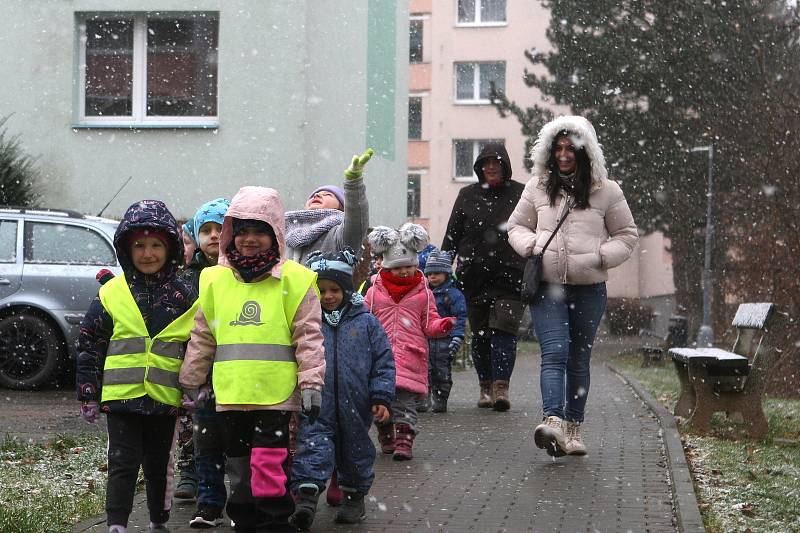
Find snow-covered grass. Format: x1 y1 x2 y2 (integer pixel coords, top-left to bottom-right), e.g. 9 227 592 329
0 433 107 533
612 353 800 533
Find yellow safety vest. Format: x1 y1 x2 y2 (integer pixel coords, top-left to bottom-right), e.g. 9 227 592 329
99 274 197 407
198 261 317 406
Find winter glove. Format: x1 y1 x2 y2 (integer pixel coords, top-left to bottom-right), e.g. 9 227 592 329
181 386 210 412
80 401 100 424
344 148 375 180
448 336 464 357
301 388 322 424
442 316 456 334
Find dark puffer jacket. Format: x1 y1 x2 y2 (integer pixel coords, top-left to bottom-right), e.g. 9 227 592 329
76 200 197 415
291 299 395 493
442 144 525 303
431 278 467 340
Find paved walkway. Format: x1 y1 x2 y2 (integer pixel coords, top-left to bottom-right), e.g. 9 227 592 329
77 341 679 532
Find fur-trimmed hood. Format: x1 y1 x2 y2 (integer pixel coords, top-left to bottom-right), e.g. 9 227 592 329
530 115 607 184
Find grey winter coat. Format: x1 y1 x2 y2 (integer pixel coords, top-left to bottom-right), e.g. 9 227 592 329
507 116 639 285
285 176 369 265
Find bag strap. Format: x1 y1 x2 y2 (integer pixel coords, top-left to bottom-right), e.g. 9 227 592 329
539 199 573 255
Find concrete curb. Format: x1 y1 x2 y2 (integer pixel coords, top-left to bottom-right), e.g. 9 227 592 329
73 493 147 532
606 361 706 533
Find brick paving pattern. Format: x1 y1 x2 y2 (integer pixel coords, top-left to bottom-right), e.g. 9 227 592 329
77 347 678 532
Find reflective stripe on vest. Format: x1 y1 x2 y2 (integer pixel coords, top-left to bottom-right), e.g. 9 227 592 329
98 274 197 407
198 262 317 406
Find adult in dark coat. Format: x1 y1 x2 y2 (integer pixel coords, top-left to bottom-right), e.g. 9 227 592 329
442 143 525 411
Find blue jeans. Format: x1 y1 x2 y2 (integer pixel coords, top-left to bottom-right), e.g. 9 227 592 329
193 399 227 510
530 282 607 423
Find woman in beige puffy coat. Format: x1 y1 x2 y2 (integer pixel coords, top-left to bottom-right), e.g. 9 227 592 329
507 115 638 458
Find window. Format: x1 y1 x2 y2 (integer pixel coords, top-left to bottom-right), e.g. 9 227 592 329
25 223 116 265
407 174 421 218
453 139 504 181
0 221 18 263
457 0 507 25
409 19 424 63
408 97 422 139
78 12 219 126
454 62 505 103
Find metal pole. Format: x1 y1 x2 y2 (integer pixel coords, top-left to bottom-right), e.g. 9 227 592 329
696 145 714 347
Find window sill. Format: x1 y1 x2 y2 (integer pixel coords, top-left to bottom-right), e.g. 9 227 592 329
453 100 497 106
71 122 219 130
453 176 479 183
455 22 508 28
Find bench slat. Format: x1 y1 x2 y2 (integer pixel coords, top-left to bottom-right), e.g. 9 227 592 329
669 347 749 368
731 302 774 329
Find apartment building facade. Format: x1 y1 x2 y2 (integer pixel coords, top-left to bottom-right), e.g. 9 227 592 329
405 0 676 331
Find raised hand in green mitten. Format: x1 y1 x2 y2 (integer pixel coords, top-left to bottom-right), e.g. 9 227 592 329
344 148 375 180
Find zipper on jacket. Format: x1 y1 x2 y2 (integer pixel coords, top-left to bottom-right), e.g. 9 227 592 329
333 327 342 466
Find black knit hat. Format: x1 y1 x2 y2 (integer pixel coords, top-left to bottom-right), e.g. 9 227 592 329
424 249 453 275
305 247 358 293
231 218 275 240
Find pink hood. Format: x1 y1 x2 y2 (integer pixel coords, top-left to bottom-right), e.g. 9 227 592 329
219 186 287 278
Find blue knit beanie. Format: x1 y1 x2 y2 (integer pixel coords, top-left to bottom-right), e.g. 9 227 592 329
306 247 358 293
181 219 196 246
193 197 230 242
424 249 453 275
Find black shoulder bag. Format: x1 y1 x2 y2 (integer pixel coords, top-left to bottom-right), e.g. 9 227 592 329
520 200 572 304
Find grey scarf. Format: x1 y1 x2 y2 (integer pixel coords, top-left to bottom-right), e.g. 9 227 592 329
284 209 345 249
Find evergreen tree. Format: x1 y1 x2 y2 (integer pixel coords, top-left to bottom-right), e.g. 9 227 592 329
0 115 41 207
493 0 800 332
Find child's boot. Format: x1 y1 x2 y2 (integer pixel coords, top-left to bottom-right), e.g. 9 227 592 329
377 423 395 454
477 380 493 408
326 470 343 506
392 423 414 461
431 389 449 413
334 490 366 524
417 392 431 412
174 469 199 500
289 484 319 531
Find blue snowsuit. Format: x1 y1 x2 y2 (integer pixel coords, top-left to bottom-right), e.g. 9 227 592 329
428 278 467 402
291 300 395 494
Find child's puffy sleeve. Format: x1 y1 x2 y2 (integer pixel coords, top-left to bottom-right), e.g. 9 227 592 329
449 287 468 339
291 287 326 391
76 296 113 402
367 315 395 408
423 288 455 339
179 305 217 391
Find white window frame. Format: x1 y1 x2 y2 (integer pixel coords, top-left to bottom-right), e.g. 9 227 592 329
452 139 504 182
455 0 508 27
453 61 505 104
407 171 424 218
76 12 219 128
409 15 426 64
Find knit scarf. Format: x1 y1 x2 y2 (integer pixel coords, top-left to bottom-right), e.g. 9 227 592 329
284 209 345 248
380 269 423 303
226 245 280 282
558 171 576 194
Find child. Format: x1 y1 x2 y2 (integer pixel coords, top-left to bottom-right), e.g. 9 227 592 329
76 200 198 533
285 149 373 265
179 186 325 533
365 224 455 460
289 248 395 530
424 249 467 413
179 197 230 527
182 218 198 266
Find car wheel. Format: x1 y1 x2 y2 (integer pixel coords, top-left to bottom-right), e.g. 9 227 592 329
0 313 64 390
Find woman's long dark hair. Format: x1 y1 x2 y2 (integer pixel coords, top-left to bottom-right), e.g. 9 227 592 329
545 131 592 209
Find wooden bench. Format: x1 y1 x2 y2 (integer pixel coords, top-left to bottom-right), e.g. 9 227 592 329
670 303 783 439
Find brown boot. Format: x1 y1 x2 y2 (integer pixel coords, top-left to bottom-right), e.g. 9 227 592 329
477 380 493 408
377 423 395 454
492 380 510 411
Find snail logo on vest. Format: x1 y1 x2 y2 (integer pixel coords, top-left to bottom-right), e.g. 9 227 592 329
230 300 264 326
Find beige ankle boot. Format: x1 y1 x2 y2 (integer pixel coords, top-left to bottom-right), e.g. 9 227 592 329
565 421 587 456
491 380 510 411
477 380 493 408
533 416 567 457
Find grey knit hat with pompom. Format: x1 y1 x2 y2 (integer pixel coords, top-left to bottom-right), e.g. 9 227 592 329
367 223 429 268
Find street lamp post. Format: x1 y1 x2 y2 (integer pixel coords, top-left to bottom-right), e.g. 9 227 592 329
690 144 715 347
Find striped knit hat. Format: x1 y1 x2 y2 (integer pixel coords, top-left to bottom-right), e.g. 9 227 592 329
423 249 453 275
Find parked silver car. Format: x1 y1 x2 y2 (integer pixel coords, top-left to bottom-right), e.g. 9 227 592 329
0 208 121 389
